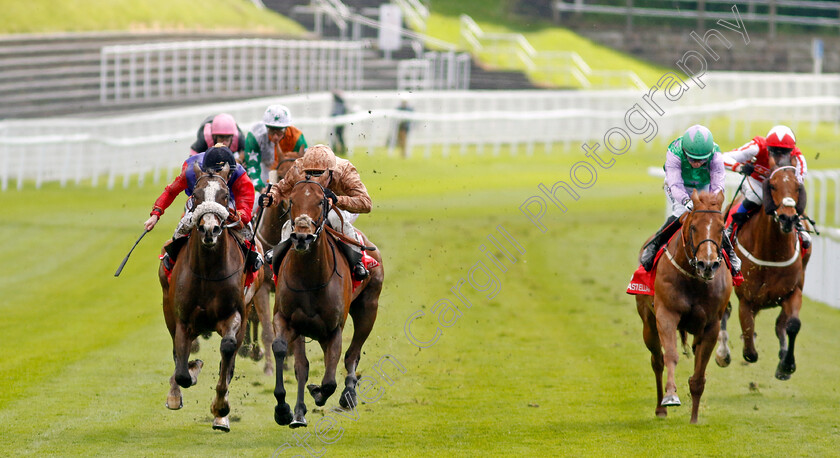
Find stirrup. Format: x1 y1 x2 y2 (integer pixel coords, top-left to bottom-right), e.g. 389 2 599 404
353 263 369 280
246 250 263 273
265 249 274 265
162 253 174 271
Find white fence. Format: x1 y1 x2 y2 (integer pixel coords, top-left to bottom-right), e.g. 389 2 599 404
100 39 364 103
397 51 471 91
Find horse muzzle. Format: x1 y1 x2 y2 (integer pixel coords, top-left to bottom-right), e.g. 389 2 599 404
290 232 316 252
197 220 223 246
775 212 797 234
693 258 721 281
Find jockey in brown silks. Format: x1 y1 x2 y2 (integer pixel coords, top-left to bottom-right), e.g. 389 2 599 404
722 125 810 249
259 144 372 280
144 145 262 274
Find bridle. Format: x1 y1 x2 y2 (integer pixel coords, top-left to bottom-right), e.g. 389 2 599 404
681 209 723 270
766 166 799 225
186 171 244 281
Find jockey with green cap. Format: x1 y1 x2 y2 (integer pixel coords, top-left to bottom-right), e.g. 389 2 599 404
639 124 742 282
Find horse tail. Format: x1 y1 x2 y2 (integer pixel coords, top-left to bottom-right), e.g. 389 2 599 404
679 330 690 356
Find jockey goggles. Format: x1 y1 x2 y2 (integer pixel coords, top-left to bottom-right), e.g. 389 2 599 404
768 146 793 156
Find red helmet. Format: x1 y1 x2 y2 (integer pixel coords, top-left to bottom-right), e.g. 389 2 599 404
765 125 796 149
211 113 237 136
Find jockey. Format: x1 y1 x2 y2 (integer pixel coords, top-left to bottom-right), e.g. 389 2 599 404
722 125 810 247
244 104 308 193
259 144 371 280
144 145 262 273
189 113 247 162
639 125 742 280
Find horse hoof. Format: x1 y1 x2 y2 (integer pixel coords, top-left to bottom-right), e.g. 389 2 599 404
743 350 758 363
188 359 204 386
661 394 681 407
212 416 230 432
251 345 264 361
238 344 250 358
339 387 356 409
190 340 201 354
715 352 731 368
655 407 667 418
275 404 293 426
290 416 307 429
165 394 183 410
263 365 274 377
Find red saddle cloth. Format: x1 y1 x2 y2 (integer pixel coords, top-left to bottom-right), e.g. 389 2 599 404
626 249 665 296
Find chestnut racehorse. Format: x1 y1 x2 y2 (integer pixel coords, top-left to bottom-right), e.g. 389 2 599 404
158 163 248 432
242 152 302 376
272 179 383 428
715 159 810 380
636 190 731 424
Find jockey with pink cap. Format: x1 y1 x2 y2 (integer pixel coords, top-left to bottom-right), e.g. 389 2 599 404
189 113 247 162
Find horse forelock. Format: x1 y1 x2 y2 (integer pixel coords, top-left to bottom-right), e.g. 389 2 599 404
694 191 723 211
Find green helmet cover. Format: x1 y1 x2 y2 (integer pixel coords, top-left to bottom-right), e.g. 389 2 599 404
681 125 715 160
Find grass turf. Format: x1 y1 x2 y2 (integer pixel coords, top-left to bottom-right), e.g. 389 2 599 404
1 134 839 456
0 0 306 35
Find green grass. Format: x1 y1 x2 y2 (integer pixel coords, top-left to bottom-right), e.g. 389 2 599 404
423 0 671 88
2 128 840 456
0 0 306 35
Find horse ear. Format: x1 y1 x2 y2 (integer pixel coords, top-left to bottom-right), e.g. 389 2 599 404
767 154 777 170
219 163 231 180
714 190 725 207
691 189 699 202
192 161 203 177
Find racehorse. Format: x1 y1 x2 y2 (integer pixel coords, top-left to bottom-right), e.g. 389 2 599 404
242 151 301 376
271 178 383 428
158 163 248 432
715 158 810 380
636 190 731 424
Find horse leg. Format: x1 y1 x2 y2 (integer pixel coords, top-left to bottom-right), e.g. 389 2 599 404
254 285 275 375
307 327 341 407
211 311 243 432
272 315 295 426
341 294 380 409
639 305 666 418
655 304 681 408
776 288 803 380
291 337 309 428
688 321 720 424
250 312 265 362
238 317 252 358
715 302 732 367
739 301 759 363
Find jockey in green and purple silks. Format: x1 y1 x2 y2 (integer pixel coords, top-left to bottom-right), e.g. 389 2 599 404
639 125 742 281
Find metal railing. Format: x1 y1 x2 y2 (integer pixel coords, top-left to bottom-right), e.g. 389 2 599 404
459 14 645 90
397 51 471 91
100 39 364 103
392 0 429 32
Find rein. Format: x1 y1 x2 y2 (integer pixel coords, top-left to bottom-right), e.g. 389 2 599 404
283 233 342 292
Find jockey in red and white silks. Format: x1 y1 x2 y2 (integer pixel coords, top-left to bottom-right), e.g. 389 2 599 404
722 125 807 206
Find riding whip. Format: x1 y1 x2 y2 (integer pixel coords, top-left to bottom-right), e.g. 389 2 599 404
114 229 149 277
251 183 272 248
727 172 748 214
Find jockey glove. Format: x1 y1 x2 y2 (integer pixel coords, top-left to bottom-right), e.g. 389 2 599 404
323 188 338 205
681 197 694 212
740 163 755 176
258 193 273 208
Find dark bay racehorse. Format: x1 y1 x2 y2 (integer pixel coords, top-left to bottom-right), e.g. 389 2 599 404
636 190 731 424
242 151 301 376
272 179 383 428
715 159 810 380
159 163 248 432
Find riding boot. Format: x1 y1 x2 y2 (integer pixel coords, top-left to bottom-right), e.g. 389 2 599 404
270 238 292 276
726 211 750 243
721 233 742 281
337 240 368 280
245 248 264 273
795 220 812 250
640 215 681 272
162 235 189 270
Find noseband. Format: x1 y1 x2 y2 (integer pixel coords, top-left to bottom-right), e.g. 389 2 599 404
192 173 231 225
683 209 723 269
290 179 330 240
766 166 799 225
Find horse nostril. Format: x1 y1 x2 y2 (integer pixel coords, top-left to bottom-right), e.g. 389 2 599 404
712 261 721 271
198 225 206 234
696 260 706 271
212 226 222 236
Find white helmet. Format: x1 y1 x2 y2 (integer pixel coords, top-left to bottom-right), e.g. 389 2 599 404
263 104 292 128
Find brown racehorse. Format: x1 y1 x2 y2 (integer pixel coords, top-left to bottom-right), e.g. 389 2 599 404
272 178 383 428
242 152 302 376
715 158 810 380
158 163 249 432
636 190 731 424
